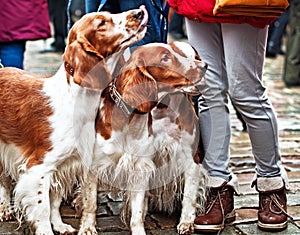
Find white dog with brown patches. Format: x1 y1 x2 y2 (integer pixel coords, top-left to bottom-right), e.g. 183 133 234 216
79 41 208 235
0 7 148 234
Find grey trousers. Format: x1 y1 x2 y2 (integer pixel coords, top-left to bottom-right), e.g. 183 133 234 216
185 20 281 180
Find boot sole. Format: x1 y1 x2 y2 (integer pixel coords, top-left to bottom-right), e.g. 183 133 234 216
258 220 288 232
194 210 236 233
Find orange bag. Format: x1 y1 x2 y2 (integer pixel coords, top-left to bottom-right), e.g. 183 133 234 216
213 0 289 17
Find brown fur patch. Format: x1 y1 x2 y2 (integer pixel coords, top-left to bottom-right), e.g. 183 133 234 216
0 68 53 168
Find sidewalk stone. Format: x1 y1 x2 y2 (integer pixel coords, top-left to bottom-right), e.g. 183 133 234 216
96 205 110 217
150 213 178 229
288 206 300 220
96 216 127 232
107 202 123 216
234 208 258 224
0 221 27 234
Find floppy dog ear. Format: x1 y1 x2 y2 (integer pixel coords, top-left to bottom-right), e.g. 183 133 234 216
63 36 111 90
120 57 158 113
77 36 105 60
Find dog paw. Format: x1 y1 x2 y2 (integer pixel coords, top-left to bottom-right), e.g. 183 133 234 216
77 226 98 235
35 227 55 235
131 226 146 235
177 221 194 234
53 223 76 234
0 202 14 221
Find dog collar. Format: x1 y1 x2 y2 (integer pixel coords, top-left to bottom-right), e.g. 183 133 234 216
109 83 147 118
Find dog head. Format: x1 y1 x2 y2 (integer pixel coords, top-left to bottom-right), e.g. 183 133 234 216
116 41 207 113
63 6 148 89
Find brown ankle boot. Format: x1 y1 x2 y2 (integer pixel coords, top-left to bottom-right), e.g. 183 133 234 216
255 177 288 231
194 182 236 233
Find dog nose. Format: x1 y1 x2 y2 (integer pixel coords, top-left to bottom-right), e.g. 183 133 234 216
198 62 208 73
133 9 144 20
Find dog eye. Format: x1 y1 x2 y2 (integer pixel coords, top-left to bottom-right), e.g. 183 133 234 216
97 20 106 28
161 54 171 63
195 54 201 61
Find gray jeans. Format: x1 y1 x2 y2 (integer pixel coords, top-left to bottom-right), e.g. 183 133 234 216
186 20 281 180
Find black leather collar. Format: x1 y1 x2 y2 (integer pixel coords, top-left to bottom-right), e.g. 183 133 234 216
109 83 147 118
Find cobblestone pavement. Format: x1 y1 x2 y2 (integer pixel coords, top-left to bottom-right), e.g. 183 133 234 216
0 37 299 235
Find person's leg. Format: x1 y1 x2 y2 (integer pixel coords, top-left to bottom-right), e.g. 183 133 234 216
0 41 26 69
222 23 288 231
186 20 231 182
51 0 68 51
223 23 281 178
266 9 289 57
169 12 186 39
186 20 237 233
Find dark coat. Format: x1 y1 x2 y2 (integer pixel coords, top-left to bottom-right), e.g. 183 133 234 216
0 0 51 42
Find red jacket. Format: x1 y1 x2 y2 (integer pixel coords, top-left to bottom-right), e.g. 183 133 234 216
167 0 275 28
0 0 51 42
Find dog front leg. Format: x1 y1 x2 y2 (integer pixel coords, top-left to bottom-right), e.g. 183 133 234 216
0 173 14 221
50 191 76 234
78 172 98 235
14 165 53 235
129 189 148 235
177 162 202 234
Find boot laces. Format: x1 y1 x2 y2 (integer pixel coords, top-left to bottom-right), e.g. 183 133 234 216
269 193 295 221
205 189 226 235
218 191 226 235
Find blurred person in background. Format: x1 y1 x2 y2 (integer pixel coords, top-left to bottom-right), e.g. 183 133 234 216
46 0 68 52
0 0 51 69
69 0 86 27
266 7 290 58
169 11 187 40
283 0 300 87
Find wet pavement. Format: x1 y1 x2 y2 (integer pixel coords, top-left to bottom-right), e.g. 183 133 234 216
0 37 299 234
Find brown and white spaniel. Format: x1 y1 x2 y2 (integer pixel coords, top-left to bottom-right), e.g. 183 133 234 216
0 7 148 234
78 41 208 235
